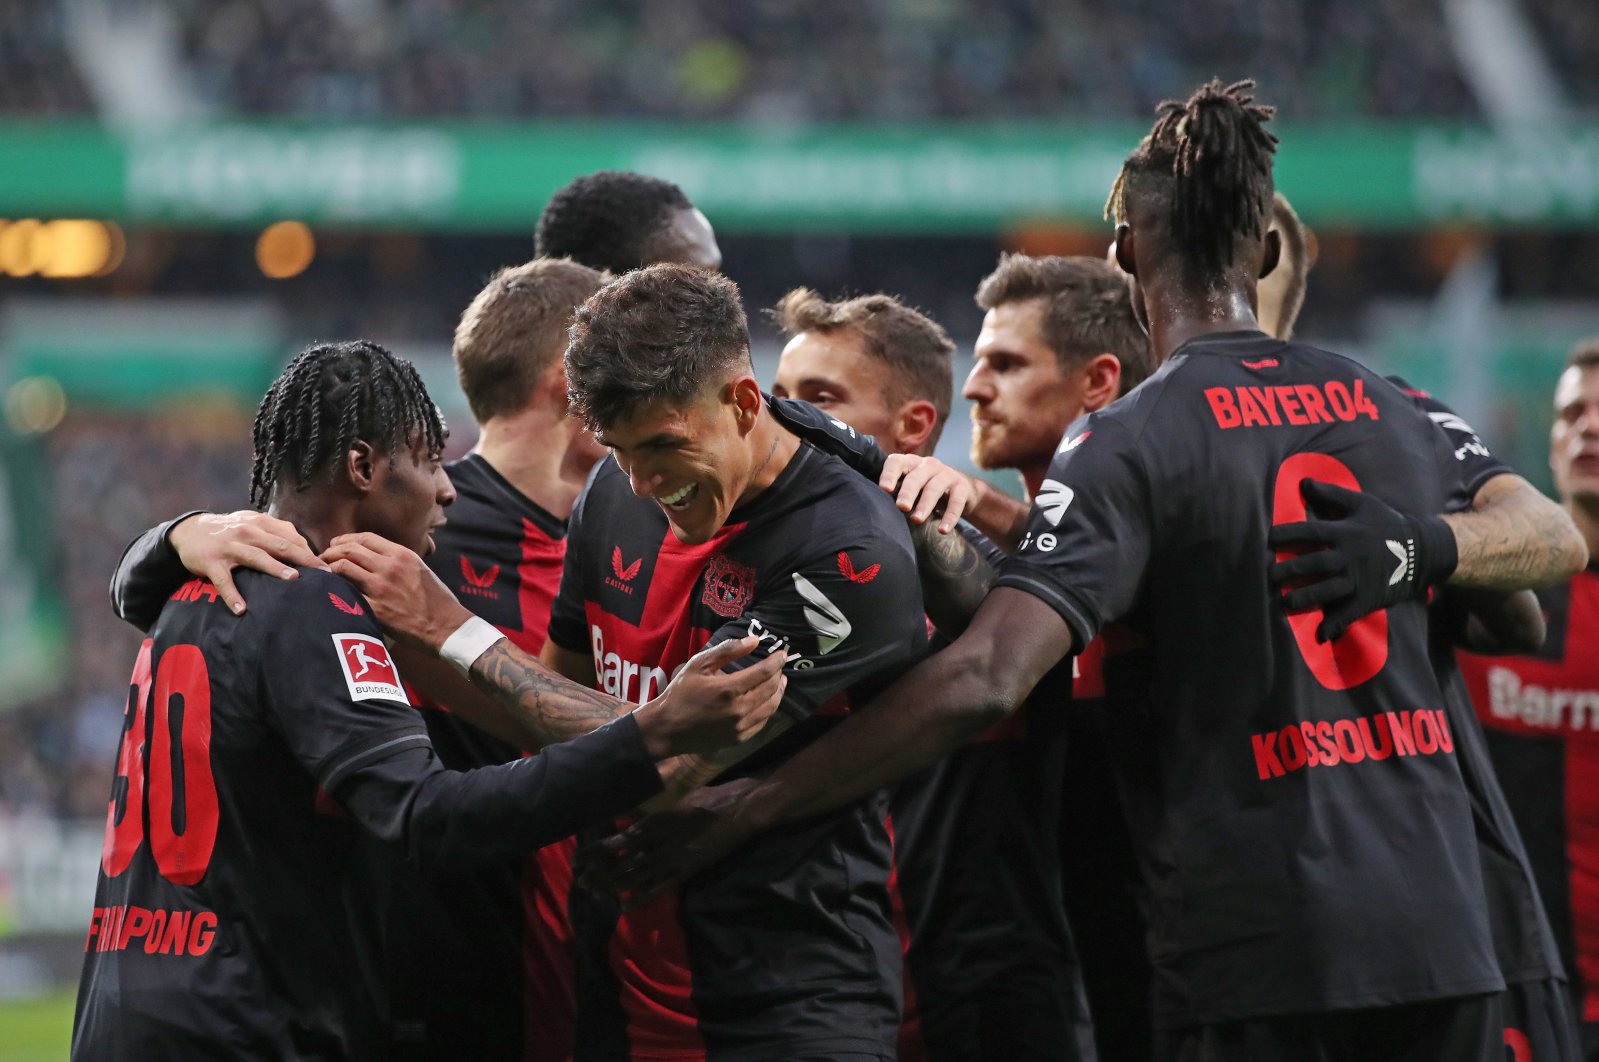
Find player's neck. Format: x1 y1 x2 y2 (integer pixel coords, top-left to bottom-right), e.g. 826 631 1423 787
473 408 590 520
738 409 804 504
1568 496 1599 564
1019 460 1049 499
266 498 353 555
1143 275 1263 365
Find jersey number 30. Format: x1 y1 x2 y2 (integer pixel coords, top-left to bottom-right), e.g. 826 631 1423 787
101 640 219 885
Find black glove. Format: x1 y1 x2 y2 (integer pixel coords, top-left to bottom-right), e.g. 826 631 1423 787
766 395 888 482
1267 479 1458 643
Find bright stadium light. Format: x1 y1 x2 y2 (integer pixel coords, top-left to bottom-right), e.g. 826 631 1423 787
0 218 45 276
0 219 122 278
3 376 68 435
39 220 120 278
256 221 315 279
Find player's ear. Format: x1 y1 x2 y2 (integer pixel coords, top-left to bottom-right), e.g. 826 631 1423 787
1113 226 1137 277
728 373 763 433
894 399 939 455
1079 354 1122 413
1260 228 1282 279
345 440 379 495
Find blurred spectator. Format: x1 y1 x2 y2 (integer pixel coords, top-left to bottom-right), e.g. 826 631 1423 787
0 407 250 821
169 0 1487 120
17 0 1599 121
0 4 92 115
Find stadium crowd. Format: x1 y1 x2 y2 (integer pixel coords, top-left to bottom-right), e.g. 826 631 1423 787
173 0 1480 120
17 0 1599 121
0 413 250 822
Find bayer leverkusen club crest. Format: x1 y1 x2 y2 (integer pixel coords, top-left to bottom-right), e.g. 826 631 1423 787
332 634 407 703
701 553 756 618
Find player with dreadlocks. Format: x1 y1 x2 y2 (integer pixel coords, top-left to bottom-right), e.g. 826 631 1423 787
578 80 1585 1061
76 340 784 1060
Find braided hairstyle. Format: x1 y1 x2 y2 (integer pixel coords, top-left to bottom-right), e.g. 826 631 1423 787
249 340 445 510
1106 79 1279 280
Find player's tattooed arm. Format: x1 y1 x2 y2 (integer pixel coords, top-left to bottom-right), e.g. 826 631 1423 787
468 637 785 762
1444 474 1588 589
465 639 632 749
911 517 998 637
325 533 785 756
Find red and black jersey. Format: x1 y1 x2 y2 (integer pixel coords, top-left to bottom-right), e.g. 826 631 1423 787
547 442 927 1060
380 453 579 1062
995 330 1503 1027
75 566 664 1061
889 525 1096 1062
1459 570 1599 1017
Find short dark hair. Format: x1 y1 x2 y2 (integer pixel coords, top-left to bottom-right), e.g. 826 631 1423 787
1107 79 1279 286
250 340 444 509
1269 193 1311 340
453 257 606 423
565 264 752 431
771 288 955 446
975 254 1155 393
1567 337 1599 371
534 171 693 274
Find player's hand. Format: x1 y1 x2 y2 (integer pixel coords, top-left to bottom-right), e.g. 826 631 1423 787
766 396 889 482
1268 480 1459 642
323 532 473 651
575 777 759 907
635 637 786 760
169 511 327 615
880 454 975 534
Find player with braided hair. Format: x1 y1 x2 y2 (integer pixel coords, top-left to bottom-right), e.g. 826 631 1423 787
75 341 785 1059
580 79 1585 1061
247 339 446 512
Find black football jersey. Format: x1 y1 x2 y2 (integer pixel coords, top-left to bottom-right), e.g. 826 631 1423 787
376 453 580 1062
547 441 927 1059
75 566 662 1061
889 525 1097 1062
1393 382 1565 993
994 330 1503 1026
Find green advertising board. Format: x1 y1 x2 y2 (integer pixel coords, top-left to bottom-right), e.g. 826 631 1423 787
1 120 1597 231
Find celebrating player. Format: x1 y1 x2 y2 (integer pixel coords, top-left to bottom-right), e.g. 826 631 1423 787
534 170 721 274
771 286 1099 1059
582 80 1589 1061
304 265 929 1057
1458 339 1599 1059
106 259 613 1058
73 341 785 1060
1258 196 1579 1059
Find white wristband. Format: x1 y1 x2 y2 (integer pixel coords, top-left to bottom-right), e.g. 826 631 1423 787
439 616 506 674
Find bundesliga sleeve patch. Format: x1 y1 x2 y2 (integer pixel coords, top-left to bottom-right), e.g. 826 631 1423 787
332 634 407 703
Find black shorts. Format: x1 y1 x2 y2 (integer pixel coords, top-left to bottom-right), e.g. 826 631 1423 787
1499 978 1580 1061
1154 993 1503 1062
